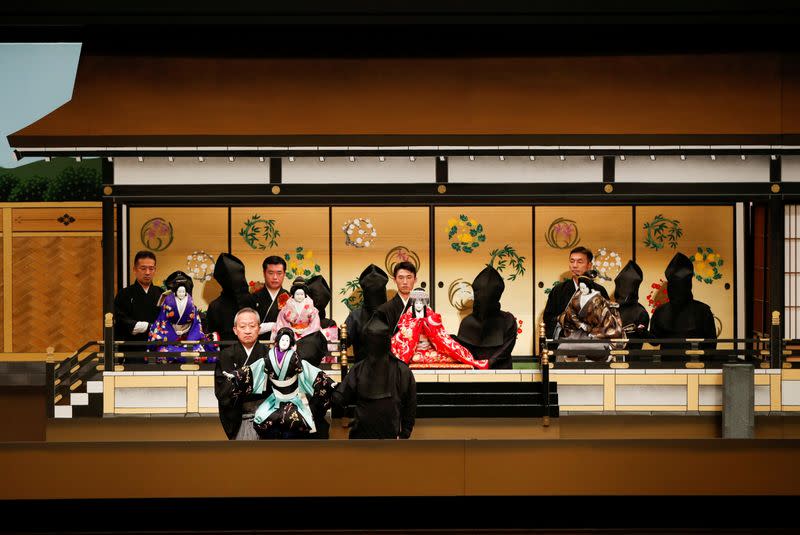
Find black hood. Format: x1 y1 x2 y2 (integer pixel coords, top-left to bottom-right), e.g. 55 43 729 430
212 253 255 310
359 264 389 314
665 252 694 308
306 275 331 318
614 260 643 306
471 265 504 321
164 270 193 296
457 266 507 347
356 311 396 399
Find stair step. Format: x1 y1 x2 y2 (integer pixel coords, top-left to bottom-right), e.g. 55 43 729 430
417 405 560 418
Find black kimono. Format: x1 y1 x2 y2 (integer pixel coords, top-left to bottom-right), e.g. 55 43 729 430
333 314 416 439
206 253 257 341
343 264 389 363
113 281 163 342
376 294 411 336
455 266 518 369
650 253 717 361
253 287 290 340
543 277 608 339
214 341 269 440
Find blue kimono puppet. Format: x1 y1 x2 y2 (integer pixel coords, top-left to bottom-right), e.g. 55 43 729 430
226 327 335 439
148 270 218 362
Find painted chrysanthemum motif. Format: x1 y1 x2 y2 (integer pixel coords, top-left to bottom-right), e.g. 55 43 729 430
594 247 623 281
283 247 321 280
186 251 215 282
446 214 486 254
691 247 724 284
342 218 377 248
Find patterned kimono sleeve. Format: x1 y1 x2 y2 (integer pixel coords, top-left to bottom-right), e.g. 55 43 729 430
230 358 265 397
299 360 335 410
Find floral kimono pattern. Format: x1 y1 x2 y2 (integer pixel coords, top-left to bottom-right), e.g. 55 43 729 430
391 307 489 369
148 292 218 362
556 288 626 361
231 347 334 437
272 297 321 340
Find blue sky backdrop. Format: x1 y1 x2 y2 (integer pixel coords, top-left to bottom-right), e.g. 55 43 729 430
0 43 82 168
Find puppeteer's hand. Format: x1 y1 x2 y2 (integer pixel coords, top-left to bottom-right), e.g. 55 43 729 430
222 371 235 381
132 321 149 335
259 322 276 335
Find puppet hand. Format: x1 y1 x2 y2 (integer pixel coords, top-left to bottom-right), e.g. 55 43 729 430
132 321 149 335
222 371 235 381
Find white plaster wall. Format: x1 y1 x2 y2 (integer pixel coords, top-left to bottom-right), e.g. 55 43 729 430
615 155 770 183
115 387 186 408
449 156 601 183
114 157 269 185
616 385 687 406
781 156 800 182
557 385 604 406
282 156 435 184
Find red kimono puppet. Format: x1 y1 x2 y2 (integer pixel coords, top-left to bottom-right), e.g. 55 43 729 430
390 288 489 369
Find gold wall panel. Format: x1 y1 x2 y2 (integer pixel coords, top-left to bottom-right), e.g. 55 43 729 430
434 207 533 355
534 206 634 352
636 205 734 344
0 240 4 351
12 207 103 232
129 207 228 310
331 207 429 325
231 207 330 314
12 236 102 352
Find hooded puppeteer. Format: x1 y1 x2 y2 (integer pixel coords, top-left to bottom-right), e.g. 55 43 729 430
333 313 416 439
454 266 518 369
650 252 717 359
613 260 651 351
206 253 257 340
344 264 389 363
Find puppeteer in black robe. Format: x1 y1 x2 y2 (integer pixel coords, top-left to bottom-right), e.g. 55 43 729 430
344 264 389 363
650 252 717 361
333 313 416 439
214 341 269 440
300 274 336 437
543 274 609 339
206 253 257 341
454 266 518 369
377 293 413 336
252 282 290 342
114 280 163 343
613 260 651 352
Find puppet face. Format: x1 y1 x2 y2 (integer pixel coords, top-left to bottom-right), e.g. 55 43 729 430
293 289 306 303
579 282 590 295
414 299 425 315
278 334 292 351
176 286 187 300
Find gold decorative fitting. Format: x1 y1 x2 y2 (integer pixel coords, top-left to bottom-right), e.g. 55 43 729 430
96 365 105 371
103 186 113 195
70 364 80 374
114 365 125 371
686 362 705 369
180 364 200 371
542 415 551 427
54 394 62 404
610 350 629 356
771 184 781 193
603 184 614 193
760 362 770 369
180 352 200 358
437 185 447 194
69 380 83 391
685 350 705 356
271 185 281 195
104 312 114 328
772 310 781 326
610 362 630 369
783 362 792 369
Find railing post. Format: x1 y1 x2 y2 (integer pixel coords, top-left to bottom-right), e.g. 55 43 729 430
770 310 783 369
102 187 116 372
540 321 550 427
